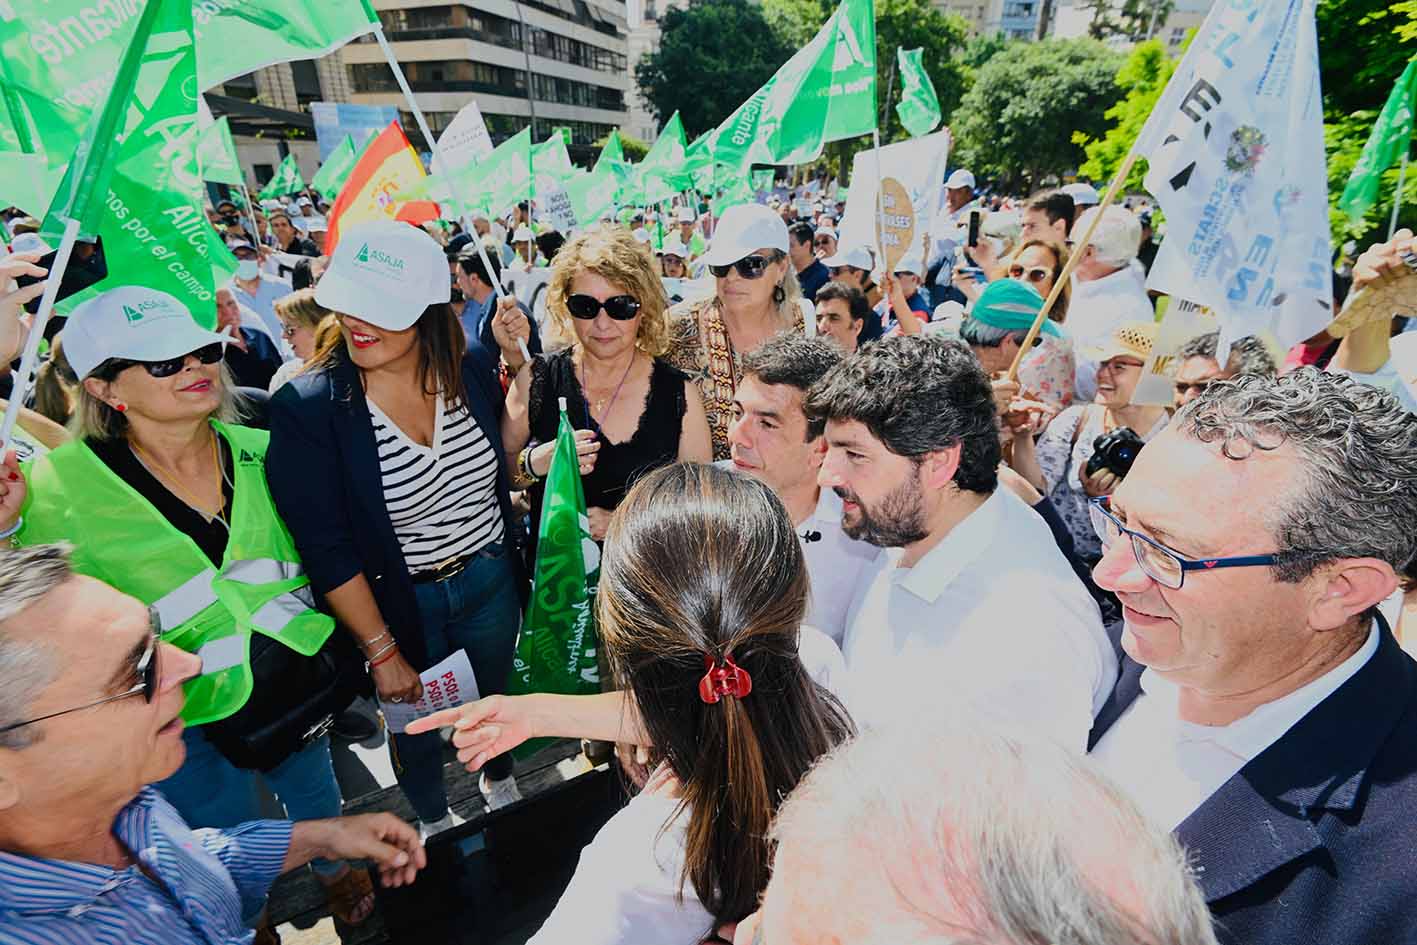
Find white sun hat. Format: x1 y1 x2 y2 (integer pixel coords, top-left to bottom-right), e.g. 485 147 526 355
316 220 451 331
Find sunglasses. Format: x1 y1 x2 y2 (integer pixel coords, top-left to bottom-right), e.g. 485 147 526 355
1009 264 1052 284
108 342 225 379
281 323 301 338
566 294 642 321
709 254 776 280
0 609 162 734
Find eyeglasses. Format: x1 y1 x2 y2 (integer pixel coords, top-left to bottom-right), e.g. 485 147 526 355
813 237 835 247
1088 496 1279 589
709 254 776 280
281 324 301 338
1008 264 1051 284
1173 379 1214 398
829 266 854 278
108 342 225 379
565 294 641 321
0 609 162 735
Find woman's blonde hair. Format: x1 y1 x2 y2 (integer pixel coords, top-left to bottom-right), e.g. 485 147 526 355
273 287 332 333
545 226 671 357
1010 238 1072 322
73 362 246 442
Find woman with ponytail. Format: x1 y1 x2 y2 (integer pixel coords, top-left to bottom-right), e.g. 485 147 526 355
409 463 854 943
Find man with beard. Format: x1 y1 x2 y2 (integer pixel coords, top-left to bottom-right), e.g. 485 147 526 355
806 335 1115 748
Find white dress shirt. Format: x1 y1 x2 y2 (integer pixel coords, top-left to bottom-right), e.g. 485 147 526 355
1067 267 1156 401
841 488 1115 750
1091 622 1378 831
799 487 881 646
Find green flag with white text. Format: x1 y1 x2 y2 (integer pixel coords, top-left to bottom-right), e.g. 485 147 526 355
311 135 360 201
471 127 533 217
1338 59 1416 226
259 154 305 200
640 111 690 203
895 47 941 138
197 117 243 186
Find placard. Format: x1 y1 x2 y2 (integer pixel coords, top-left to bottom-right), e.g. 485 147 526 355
378 650 480 735
875 177 916 273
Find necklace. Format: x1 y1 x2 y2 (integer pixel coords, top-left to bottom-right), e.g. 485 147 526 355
130 430 229 526
576 348 636 434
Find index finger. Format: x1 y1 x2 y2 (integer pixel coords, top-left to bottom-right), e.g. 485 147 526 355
404 705 468 735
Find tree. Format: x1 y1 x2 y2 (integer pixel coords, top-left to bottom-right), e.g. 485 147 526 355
1075 39 1176 191
1317 0 1417 115
1325 110 1416 244
593 132 649 162
951 38 1126 185
635 0 794 137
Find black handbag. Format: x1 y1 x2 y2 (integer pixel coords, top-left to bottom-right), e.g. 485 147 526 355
199 627 367 772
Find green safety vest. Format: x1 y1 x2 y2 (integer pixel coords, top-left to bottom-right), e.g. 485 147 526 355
19 420 334 727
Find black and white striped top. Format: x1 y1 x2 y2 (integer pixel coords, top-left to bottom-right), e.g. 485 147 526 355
369 392 505 572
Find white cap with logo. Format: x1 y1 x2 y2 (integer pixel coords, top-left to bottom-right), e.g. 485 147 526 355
63 286 231 380
316 220 451 331
945 169 976 191
822 244 875 272
701 203 789 267
893 254 925 277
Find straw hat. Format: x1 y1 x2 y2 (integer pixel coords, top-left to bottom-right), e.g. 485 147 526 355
1080 320 1158 363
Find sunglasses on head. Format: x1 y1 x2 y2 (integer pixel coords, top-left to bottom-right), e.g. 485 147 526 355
709 254 777 280
106 342 225 379
565 294 642 320
1009 264 1052 284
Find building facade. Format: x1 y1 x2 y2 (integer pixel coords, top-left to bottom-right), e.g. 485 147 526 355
1050 0 1210 51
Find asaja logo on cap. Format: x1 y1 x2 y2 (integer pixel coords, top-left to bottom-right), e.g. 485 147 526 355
353 243 405 274
122 299 177 326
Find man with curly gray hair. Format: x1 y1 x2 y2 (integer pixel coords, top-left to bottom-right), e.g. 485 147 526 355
1087 367 1417 945
1171 330 1277 407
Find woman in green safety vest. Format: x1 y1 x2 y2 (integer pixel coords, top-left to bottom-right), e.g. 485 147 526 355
0 285 380 930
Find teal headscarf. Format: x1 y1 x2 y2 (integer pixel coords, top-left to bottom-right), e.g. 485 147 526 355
966 279 1064 339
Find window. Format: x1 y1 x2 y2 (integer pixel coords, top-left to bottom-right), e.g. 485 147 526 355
223 71 258 101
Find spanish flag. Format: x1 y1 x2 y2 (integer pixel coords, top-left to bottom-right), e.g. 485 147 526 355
326 121 440 252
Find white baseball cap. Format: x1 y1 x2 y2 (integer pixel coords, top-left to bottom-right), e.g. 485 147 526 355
316 220 451 331
676 206 696 223
1063 182 1100 206
658 238 689 259
893 254 925 277
305 215 328 233
631 227 653 245
63 286 230 380
945 169 976 191
297 196 313 207
702 203 789 267
511 225 535 244
822 244 875 272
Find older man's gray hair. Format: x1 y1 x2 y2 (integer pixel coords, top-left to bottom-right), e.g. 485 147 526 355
0 545 72 749
1075 205 1142 270
1176 368 1417 588
1178 331 1278 378
763 723 1218 945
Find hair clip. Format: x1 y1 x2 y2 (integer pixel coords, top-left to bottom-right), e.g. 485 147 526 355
698 652 753 704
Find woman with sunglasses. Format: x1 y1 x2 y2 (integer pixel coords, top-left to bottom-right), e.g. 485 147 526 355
504 226 711 548
265 220 532 836
1005 239 1076 411
268 287 334 392
0 285 377 931
666 204 809 460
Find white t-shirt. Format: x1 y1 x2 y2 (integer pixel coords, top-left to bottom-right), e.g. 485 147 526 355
527 627 848 945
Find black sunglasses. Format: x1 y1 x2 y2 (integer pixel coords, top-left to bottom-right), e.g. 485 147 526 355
709 254 777 280
107 342 225 379
0 609 161 735
566 294 641 321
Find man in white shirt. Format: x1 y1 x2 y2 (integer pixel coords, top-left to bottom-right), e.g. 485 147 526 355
227 239 292 347
723 334 879 646
1085 368 1417 945
1068 205 1155 401
925 168 981 296
806 335 1115 748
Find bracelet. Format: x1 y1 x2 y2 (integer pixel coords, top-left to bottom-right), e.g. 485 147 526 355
517 443 543 484
369 648 400 669
0 516 22 541
367 640 398 661
361 629 391 653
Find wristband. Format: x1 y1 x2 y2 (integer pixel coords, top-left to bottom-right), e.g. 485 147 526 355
361 628 391 652
368 647 400 670
0 516 22 541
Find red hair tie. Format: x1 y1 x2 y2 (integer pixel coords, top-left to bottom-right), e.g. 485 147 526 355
698 653 752 704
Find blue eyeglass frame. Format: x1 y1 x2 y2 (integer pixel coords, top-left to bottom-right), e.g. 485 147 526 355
1088 496 1280 589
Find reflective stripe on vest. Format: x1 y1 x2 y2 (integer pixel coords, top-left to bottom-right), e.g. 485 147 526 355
153 568 221 630
224 558 304 585
250 586 318 634
196 634 246 675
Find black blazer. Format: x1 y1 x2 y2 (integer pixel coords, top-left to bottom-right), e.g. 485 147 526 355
265 341 525 671
1088 615 1417 945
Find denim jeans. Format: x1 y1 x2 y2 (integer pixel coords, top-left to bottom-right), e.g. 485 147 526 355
392 543 520 822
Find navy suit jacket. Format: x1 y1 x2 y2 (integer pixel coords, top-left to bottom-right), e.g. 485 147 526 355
1088 615 1417 945
264 341 525 671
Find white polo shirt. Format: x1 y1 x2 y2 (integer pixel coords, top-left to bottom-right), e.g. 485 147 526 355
800 487 881 646
1067 266 1155 401
841 488 1115 751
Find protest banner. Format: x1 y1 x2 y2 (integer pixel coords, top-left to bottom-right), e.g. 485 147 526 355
1132 299 1216 405
838 130 951 257
433 101 495 176
311 101 399 160
875 177 915 272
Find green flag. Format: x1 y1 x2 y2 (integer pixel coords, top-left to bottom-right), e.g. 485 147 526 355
533 133 576 183
0 77 64 215
507 405 602 755
564 167 622 224
640 111 690 203
197 117 243 186
41 0 235 325
470 127 533 217
259 154 305 200
713 174 756 215
895 48 941 138
311 135 360 201
1338 59 1417 226
596 131 625 170
752 169 775 192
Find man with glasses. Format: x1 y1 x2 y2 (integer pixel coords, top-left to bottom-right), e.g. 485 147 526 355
0 545 427 943
1087 368 1417 945
811 226 837 261
1171 330 1277 408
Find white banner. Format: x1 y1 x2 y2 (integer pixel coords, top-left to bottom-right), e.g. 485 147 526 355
837 130 952 264
1136 0 1332 352
434 101 495 176
535 174 580 233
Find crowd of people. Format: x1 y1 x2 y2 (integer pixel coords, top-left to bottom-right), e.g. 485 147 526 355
0 160 1414 945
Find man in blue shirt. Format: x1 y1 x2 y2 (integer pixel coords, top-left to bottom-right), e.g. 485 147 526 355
787 222 830 303
453 245 543 371
0 545 426 944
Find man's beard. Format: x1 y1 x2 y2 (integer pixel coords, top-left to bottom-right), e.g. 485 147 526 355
836 474 928 548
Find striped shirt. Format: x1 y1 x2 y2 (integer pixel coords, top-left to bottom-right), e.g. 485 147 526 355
0 787 291 944
369 391 504 572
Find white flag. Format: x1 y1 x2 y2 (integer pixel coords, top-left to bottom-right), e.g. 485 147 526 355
434 101 495 176
1136 0 1333 351
837 130 952 261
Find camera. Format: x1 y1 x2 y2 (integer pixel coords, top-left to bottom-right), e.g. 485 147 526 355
1085 427 1146 479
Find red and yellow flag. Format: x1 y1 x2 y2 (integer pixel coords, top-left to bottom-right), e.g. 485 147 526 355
326 121 439 252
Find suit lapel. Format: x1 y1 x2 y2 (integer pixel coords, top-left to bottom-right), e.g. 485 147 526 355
1088 643 1143 750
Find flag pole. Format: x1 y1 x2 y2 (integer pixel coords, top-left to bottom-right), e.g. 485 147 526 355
1006 149 1141 380
371 25 510 305
1388 146 1409 240
0 218 79 454
239 181 263 248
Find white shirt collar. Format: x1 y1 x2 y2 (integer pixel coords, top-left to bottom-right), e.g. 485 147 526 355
894 490 1003 604
1138 621 1379 761
811 486 843 525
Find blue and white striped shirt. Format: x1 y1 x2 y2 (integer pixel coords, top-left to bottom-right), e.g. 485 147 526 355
0 787 292 944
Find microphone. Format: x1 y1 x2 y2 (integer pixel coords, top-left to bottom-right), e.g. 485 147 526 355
800 529 822 544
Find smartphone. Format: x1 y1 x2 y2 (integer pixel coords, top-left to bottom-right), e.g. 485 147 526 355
967 210 981 249
15 237 108 317
958 265 989 284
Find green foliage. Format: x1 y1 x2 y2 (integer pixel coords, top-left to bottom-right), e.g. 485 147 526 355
951 38 1126 185
1317 0 1417 114
961 32 1012 70
594 133 649 162
1075 39 1175 190
635 0 794 137
1078 0 1175 41
1325 110 1417 243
